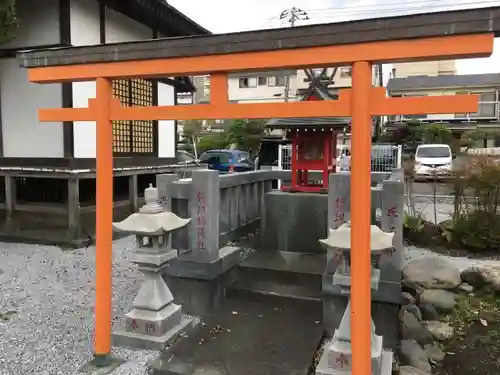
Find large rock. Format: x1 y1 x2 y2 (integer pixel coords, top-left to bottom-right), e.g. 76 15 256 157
403 257 461 290
399 339 432 373
400 310 433 345
399 366 432 375
424 343 446 362
401 304 422 321
461 265 500 292
420 289 457 312
423 321 454 341
418 304 440 321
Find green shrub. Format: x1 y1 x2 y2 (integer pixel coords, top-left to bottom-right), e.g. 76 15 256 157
447 156 500 252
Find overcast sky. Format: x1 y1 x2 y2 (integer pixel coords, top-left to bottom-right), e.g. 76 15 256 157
169 0 500 75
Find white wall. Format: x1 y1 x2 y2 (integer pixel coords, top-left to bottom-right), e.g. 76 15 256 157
158 83 176 158
70 0 160 158
70 0 101 158
105 8 152 42
3 0 60 49
0 58 64 157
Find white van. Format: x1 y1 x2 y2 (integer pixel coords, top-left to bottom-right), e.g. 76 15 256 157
414 144 453 180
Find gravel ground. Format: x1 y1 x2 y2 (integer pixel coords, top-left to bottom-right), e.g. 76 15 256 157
0 236 158 375
1 234 500 375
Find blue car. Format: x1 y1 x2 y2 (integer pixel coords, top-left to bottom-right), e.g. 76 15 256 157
199 149 254 173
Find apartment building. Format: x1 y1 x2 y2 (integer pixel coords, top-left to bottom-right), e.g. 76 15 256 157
391 60 456 78
229 66 382 103
386 73 500 147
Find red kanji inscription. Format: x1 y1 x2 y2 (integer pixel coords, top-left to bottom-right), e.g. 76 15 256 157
130 319 138 330
387 207 398 217
336 353 349 368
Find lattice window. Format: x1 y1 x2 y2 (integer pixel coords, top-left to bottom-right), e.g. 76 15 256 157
111 79 155 155
131 79 154 154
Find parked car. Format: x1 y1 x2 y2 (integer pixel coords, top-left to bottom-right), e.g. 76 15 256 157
176 150 198 165
199 149 254 173
413 144 454 181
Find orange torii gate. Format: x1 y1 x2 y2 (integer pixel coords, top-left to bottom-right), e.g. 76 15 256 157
24 33 493 374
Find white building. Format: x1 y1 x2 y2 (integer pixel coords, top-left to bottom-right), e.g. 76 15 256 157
0 0 209 245
0 0 207 169
227 66 382 103
391 60 456 78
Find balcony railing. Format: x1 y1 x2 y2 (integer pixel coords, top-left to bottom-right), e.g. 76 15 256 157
388 100 500 122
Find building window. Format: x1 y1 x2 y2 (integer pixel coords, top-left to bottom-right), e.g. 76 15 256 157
239 77 257 88
112 79 155 155
339 67 352 78
455 91 498 118
268 74 287 87
258 76 267 86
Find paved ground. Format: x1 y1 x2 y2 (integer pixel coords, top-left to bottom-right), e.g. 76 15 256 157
151 296 323 375
412 181 452 196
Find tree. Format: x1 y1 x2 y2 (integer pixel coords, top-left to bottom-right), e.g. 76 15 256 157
422 123 453 145
182 120 203 141
197 134 229 153
226 119 266 155
0 1 18 44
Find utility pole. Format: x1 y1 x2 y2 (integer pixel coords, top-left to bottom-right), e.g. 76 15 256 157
279 7 309 101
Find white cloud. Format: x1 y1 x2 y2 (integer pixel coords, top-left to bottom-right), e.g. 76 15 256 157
169 0 500 74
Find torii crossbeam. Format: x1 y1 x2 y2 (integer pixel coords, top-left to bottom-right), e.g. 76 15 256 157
20 30 493 375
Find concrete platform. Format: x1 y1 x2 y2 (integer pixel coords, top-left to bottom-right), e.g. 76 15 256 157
149 294 323 375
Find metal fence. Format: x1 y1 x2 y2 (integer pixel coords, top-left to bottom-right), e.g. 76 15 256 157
277 144 402 187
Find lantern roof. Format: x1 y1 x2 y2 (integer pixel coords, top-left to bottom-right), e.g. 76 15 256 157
113 184 191 235
319 223 395 253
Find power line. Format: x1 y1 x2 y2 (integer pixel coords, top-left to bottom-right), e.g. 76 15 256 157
264 0 499 23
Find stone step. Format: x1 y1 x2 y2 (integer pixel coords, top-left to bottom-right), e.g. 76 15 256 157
227 250 325 303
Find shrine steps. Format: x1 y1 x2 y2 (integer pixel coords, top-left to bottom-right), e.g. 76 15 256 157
227 250 325 303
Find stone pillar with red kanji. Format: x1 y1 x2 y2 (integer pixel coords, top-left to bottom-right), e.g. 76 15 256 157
326 173 351 274
375 179 405 304
190 170 220 262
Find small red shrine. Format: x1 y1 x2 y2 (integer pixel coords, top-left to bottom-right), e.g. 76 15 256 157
266 69 349 193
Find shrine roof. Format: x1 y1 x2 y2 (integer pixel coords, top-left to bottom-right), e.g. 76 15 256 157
265 84 349 129
265 117 350 130
18 7 500 68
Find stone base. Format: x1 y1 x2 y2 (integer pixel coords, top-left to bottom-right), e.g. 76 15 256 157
78 355 126 375
112 314 198 351
321 295 399 351
316 347 393 375
323 274 401 305
262 191 329 254
164 246 245 280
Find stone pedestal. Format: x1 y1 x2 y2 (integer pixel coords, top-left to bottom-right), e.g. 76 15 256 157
112 184 195 350
316 223 394 375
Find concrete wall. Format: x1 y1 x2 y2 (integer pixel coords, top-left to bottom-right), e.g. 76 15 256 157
0 0 63 158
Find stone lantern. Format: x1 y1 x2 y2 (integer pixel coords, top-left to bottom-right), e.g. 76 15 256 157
316 222 394 375
112 184 193 350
